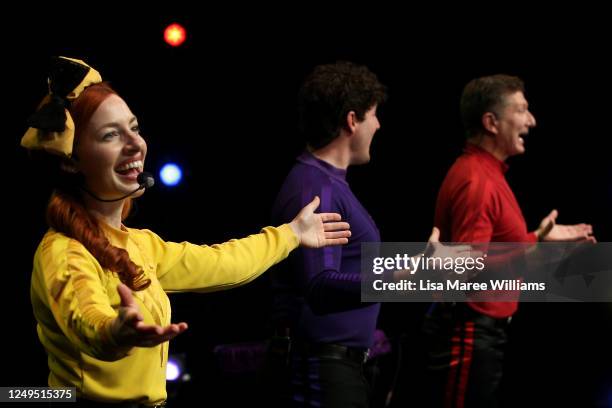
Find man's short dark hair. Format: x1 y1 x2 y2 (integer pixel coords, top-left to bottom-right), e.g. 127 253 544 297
460 74 525 137
298 61 387 149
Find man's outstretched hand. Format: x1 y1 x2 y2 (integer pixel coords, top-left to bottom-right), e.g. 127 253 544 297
536 210 595 242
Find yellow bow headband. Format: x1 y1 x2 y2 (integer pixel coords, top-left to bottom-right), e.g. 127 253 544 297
20 56 102 158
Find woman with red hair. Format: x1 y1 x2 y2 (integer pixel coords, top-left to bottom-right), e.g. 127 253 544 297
22 57 350 407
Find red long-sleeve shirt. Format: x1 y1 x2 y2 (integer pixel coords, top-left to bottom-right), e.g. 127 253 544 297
434 144 537 318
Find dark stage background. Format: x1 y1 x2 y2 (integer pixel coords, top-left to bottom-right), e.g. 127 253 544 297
4 10 612 407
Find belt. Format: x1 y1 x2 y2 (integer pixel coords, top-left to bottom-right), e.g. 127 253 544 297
292 342 370 364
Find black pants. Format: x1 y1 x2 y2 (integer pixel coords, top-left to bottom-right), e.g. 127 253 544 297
262 342 371 408
290 353 369 407
420 303 509 408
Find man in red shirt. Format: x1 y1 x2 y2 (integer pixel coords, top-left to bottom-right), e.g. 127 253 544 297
424 75 594 407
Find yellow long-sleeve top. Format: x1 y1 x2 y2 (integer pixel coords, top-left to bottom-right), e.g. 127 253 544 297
30 222 299 405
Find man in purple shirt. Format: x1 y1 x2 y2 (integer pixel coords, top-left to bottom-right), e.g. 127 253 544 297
269 61 387 407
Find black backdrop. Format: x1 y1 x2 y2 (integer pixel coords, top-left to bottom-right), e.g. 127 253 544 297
4 10 612 407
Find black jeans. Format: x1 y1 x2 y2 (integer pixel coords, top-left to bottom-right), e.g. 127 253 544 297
420 303 509 408
289 353 370 408
262 341 371 408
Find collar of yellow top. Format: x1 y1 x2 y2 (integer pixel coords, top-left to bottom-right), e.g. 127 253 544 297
98 221 130 249
20 56 102 158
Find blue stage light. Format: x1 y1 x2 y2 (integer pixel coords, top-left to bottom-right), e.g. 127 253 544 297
160 163 183 186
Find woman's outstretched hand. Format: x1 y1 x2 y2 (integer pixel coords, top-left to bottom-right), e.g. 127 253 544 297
289 196 351 248
111 283 188 348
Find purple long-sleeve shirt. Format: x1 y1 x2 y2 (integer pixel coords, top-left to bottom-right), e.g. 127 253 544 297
271 151 381 348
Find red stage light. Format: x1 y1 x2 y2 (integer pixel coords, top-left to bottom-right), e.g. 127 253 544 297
164 23 186 47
